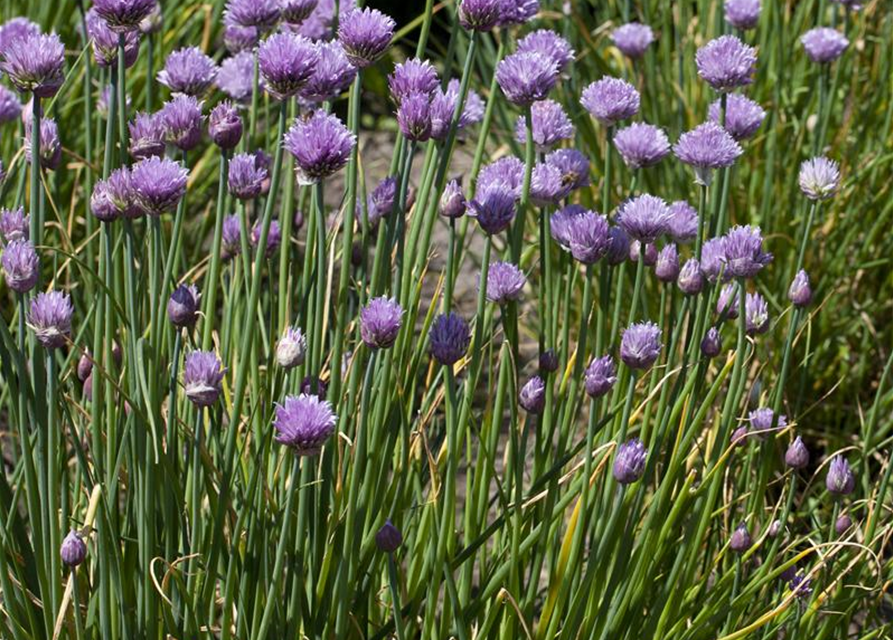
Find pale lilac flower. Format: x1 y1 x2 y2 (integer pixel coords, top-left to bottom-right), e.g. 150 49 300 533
168 284 200 328
655 244 679 282
678 258 704 295
545 149 590 191
629 240 657 266
468 187 516 235
611 23 654 59
0 85 22 122
129 111 166 160
293 0 355 41
160 94 204 151
440 180 467 219
785 436 810 469
92 167 140 221
516 29 574 72
530 163 571 207
258 32 319 100
86 9 140 69
606 226 630 266
157 46 217 96
337 7 394 68
184 351 226 406
223 17 259 54
24 117 61 171
476 157 524 200
695 35 757 92
614 438 647 484
218 51 256 103
788 270 812 307
458 0 503 32
621 321 662 370
723 225 772 279
388 58 439 103
709 94 766 141
550 204 586 251
499 0 539 26
209 101 243 149
618 194 671 244
515 99 573 152
613 122 670 170
701 237 727 282
366 176 397 226
429 312 470 365
274 394 337 455
673 121 743 185
284 109 356 185
585 355 617 398
0 18 40 57
281 0 318 25
801 27 848 64
93 0 157 32
131 156 189 216
222 215 243 260
716 284 741 322
0 207 29 244
277 326 307 369
798 157 839 200
729 523 752 552
28 291 73 349
1 32 65 97
701 326 722 357
301 41 356 102
568 210 611 264
745 292 769 335
581 77 640 126
360 296 403 349
429 79 484 140
496 51 558 106
2 239 39 293
138 1 162 34
667 201 698 244
225 0 281 30
60 530 87 567
826 455 855 495
486 261 526 304
519 376 545 414
397 92 432 142
724 0 761 30
251 218 281 256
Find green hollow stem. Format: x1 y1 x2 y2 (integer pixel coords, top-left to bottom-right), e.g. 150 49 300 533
387 553 407 640
509 105 534 263
201 150 231 350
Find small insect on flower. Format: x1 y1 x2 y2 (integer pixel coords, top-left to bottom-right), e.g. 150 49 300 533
620 322 662 370
798 157 840 200
157 46 218 96
429 312 471 366
337 7 394 68
585 355 617 398
273 394 338 456
545 149 591 192
581 77 640 126
486 261 527 305
60 530 87 568
695 35 757 92
28 290 74 349
284 110 356 185
611 22 654 59
183 351 226 407
360 296 404 349
613 438 647 484
800 27 849 64
375 520 403 553
519 376 546 414
496 51 559 107
826 455 855 495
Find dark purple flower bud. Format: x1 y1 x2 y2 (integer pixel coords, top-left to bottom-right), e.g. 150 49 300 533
0 18 40 58
667 201 698 244
724 0 761 30
128 111 166 160
300 375 328 398
258 32 318 100
429 79 485 140
613 438 647 484
789 574 812 599
629 240 658 266
780 564 797 582
585 355 617 398
516 29 574 73
160 94 204 151
835 513 852 535
717 283 739 320
788 270 812 307
801 27 848 64
360 296 403 349
545 148 590 191
695 35 757 92
709 94 766 141
218 51 256 103
723 225 772 279
519 376 546 414
209 101 243 149
282 0 318 24
0 85 22 123
222 214 243 260
440 180 466 219
284 109 356 185
229 152 268 200
277 326 307 369
24 117 61 171
0 206 30 244
798 157 839 200
92 0 157 32
157 46 217 96
274 393 337 455
468 187 516 236
82 374 95 401
28 290 73 349
611 23 654 59
785 436 810 469
677 258 704 295
60 530 87 567
86 9 140 69
338 7 394 68
673 121 743 186
375 519 403 553
1 32 65 97
496 51 558 107
745 292 769 336
749 407 786 438
168 284 200 328
539 349 559 374
613 122 670 170
701 326 722 358
581 77 640 126
515 99 574 153
183 350 226 406
729 522 752 553
458 0 503 32
567 210 610 264
476 156 525 201
2 239 39 292
429 312 470 366
606 226 630 266
251 218 281 256
621 321 661 370
618 194 671 245
826 455 855 495
655 244 680 282
301 41 356 102
388 58 439 104
225 0 281 30
77 351 93 382
701 237 727 283
397 92 432 141
486 261 526 304
132 157 189 216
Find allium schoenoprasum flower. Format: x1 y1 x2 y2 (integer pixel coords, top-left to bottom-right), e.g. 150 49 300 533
519 376 546 414
284 110 356 185
375 520 403 553
273 394 338 455
218 52 256 103
0 207 29 244
277 326 307 369
457 0 503 32
468 187 516 235
24 117 62 171
92 168 140 221
2 240 39 293
545 149 591 191
580 77 640 126
628 240 657 266
138 1 162 34
617 194 672 245
168 284 200 328
429 80 484 141
611 23 654 59
224 0 281 30
785 436 810 469
798 157 840 200
224 16 259 54
620 321 662 370
183 350 226 407
440 180 466 219
789 270 813 307
700 237 727 282
606 226 630 266
826 455 855 495
789 574 813 600
613 438 647 484
723 225 772 279
294 0 356 41
835 514 852 535
678 258 704 295
709 94 766 141
539 349 559 374
366 176 397 226
724 0 761 30
129 111 166 160
516 30 574 73
550 204 586 252
613 123 670 170
258 32 319 100
229 152 268 200
60 530 87 568
731 425 750 447
695 35 757 92
496 51 559 107
251 218 281 256
801 28 849 64
429 312 471 366
498 0 539 26
208 101 243 149
86 9 140 69
477 157 525 200
93 0 157 32
301 41 356 102
486 261 526 304
397 93 432 142
716 283 741 321
0 18 40 57
515 99 574 152
655 244 680 282
131 156 189 216
530 163 571 207
157 47 218 96
567 210 610 264
160 94 204 151
222 215 243 260
337 7 394 68
749 407 786 438
585 355 617 398
667 201 698 244
300 375 328 399
0 85 22 123
97 84 132 119
674 122 743 186
729 523 752 553
388 58 439 104
745 292 769 335
700 326 722 358
28 290 73 349
281 0 318 25
360 296 404 349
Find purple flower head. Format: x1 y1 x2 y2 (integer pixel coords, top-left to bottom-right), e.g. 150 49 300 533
277 326 307 369
611 23 654 59
581 77 640 126
131 156 189 216
61 530 87 567
789 574 812 600
0 85 22 123
729 523 752 553
284 110 355 185
835 514 852 535
258 33 319 100
429 80 484 140
282 0 319 24
545 148 590 191
613 438 647 484
550 204 586 252
160 94 204 151
366 176 397 226
223 18 259 54
458 0 503 32
655 244 680 282
750 407 786 437
789 270 812 307
785 436 810 469
375 520 403 553
168 284 200 328
798 157 839 200
801 27 848 64
251 218 281 256
0 207 29 245
667 201 698 244
388 58 439 104
229 152 268 200
540 349 559 373
620 321 662 370
209 101 243 149
397 92 432 141
468 187 516 235
629 240 657 266
138 2 162 34
731 425 750 446
429 312 470 366
486 261 526 304
24 117 62 171
519 376 546 414
613 122 670 170
293 0 356 41
618 194 671 244
2 239 39 293
274 394 337 454
695 35 757 92
567 210 611 264
530 163 572 207
516 29 574 73
496 51 558 107
360 296 404 349
515 99 574 153
499 0 539 26
745 292 769 335
338 7 394 68
723 225 771 279
225 0 281 30
222 215 243 260
606 226 630 266
218 51 256 103
157 46 217 96
477 156 525 201
86 9 140 68
724 0 761 30
701 326 722 358
678 258 704 295
709 94 766 141
301 41 356 102
440 179 467 219
0 18 40 57
826 455 855 495
28 291 73 349
717 283 739 319
92 0 157 32
183 350 226 406
701 237 727 282
91 167 140 221
673 122 743 185
128 111 166 160
585 355 617 398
